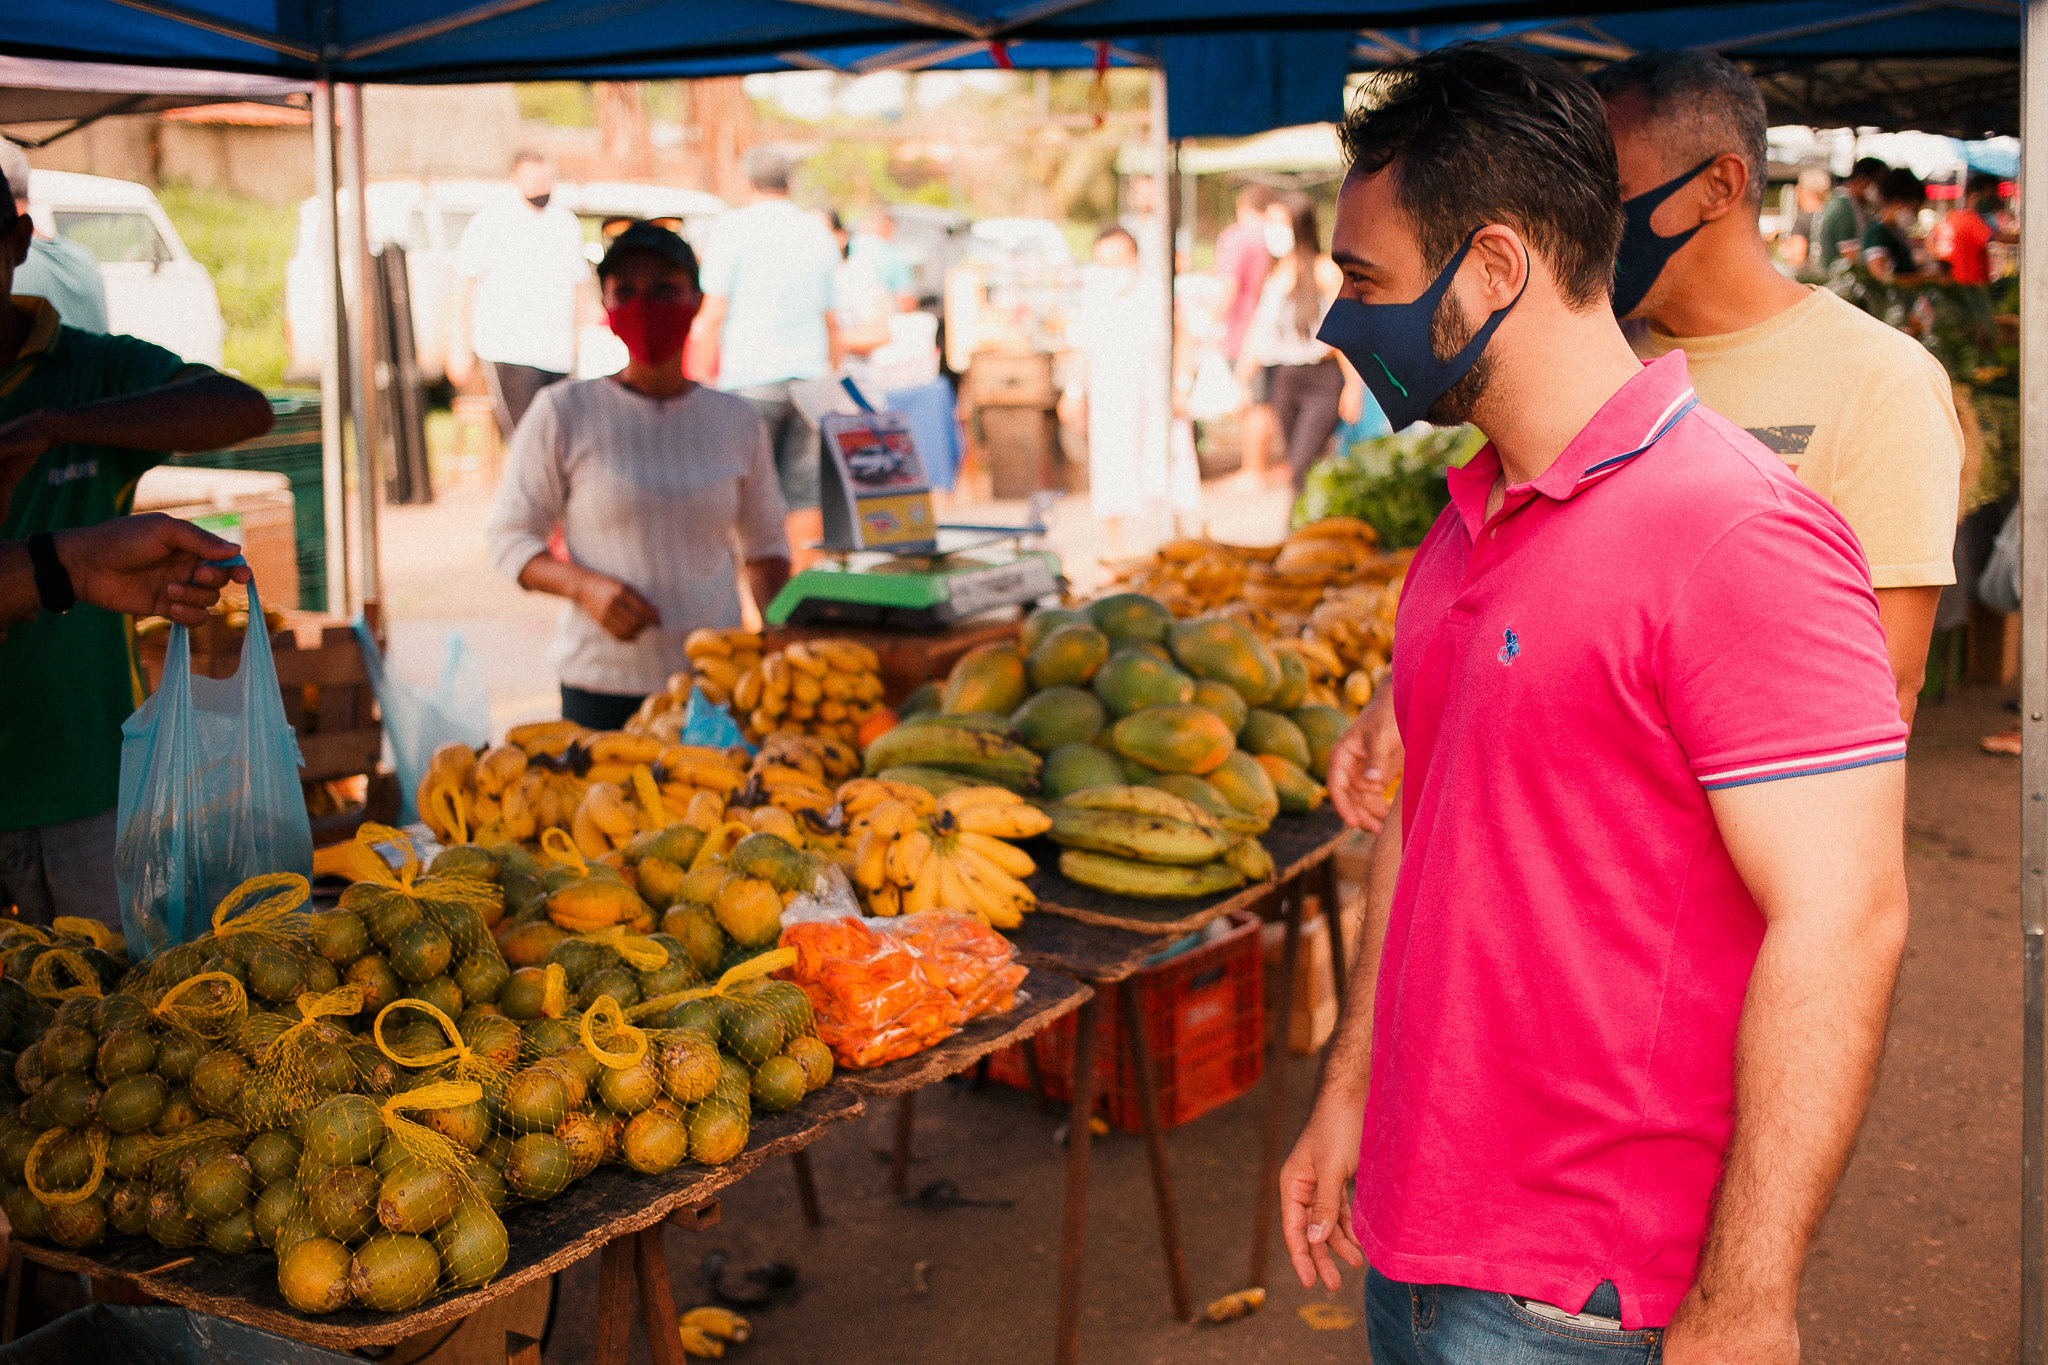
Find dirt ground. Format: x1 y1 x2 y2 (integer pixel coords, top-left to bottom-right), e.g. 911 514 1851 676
532 684 2028 1365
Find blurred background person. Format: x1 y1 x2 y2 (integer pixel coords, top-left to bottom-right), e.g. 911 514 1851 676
848 208 917 313
1215 183 1276 486
827 209 893 383
0 140 106 333
694 149 841 566
1932 173 2001 287
1064 226 1171 554
1862 167 1931 284
1779 167 1834 276
1812 155 1888 270
1237 192 1362 490
488 221 789 731
449 150 591 437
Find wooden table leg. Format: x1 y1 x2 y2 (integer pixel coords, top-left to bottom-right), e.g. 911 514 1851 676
891 1092 917 1197
1 1247 23 1344
507 1330 543 1365
1121 979 1193 1322
1248 878 1305 1290
592 1234 636 1365
1020 1033 1053 1113
790 1150 824 1228
635 1226 687 1365
1321 855 1349 1015
1055 991 1102 1365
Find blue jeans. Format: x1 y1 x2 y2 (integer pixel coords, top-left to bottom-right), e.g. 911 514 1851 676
1366 1269 1664 1364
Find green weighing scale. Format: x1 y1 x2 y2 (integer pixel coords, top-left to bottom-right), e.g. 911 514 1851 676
763 385 1063 629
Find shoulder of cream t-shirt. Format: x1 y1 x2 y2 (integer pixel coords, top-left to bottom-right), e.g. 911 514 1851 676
1633 287 1961 588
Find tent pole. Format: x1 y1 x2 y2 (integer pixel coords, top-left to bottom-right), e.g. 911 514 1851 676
312 78 350 620
1148 66 1174 528
341 83 383 615
2023 3 2048 1361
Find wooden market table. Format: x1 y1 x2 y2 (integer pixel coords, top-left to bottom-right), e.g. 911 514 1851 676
1004 804 1360 1365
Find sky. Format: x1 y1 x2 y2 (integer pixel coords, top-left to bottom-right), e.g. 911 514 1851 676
741 69 1022 122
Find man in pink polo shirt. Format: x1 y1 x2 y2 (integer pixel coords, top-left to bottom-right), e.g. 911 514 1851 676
1279 44 1910 1364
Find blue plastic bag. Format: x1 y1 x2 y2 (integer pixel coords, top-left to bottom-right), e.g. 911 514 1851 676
681 684 750 751
352 623 490 822
115 575 314 959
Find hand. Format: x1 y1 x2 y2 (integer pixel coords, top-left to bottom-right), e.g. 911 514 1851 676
1057 393 1083 428
1327 689 1402 833
577 572 661 642
1339 384 1364 426
1659 1284 1800 1364
1280 1097 1366 1291
445 346 476 390
57 514 252 623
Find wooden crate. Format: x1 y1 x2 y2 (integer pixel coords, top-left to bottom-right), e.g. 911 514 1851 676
967 350 1056 407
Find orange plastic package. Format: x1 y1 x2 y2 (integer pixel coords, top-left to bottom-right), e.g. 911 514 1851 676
780 914 1027 1069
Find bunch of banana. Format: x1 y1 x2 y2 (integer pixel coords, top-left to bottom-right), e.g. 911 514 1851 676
682 627 765 707
466 743 535 843
844 784 1049 928
737 733 858 821
1305 586 1398 712
1048 786 1273 900
678 1305 751 1358
1270 636 1352 713
859 722 1043 794
507 718 591 759
417 741 479 844
730 638 888 747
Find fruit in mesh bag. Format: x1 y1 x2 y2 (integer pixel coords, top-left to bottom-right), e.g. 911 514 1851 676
280 1236 356 1314
351 1231 444 1312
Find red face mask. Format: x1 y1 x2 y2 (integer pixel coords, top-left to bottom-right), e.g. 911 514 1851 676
606 295 700 366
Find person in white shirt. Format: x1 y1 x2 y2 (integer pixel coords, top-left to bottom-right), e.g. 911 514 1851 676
1237 192 1364 490
486 221 791 731
450 150 591 437
692 149 841 561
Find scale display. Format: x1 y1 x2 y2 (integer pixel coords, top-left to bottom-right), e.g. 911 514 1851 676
819 411 937 554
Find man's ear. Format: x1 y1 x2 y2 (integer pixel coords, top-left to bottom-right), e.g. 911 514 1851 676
1466 223 1530 310
1697 153 1753 223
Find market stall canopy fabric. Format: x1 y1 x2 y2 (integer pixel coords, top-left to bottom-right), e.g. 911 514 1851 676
0 53 305 127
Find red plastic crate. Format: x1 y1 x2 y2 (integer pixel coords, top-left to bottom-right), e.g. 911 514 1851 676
986 909 1265 1133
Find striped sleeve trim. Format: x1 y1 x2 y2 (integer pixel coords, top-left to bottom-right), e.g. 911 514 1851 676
1696 739 1909 791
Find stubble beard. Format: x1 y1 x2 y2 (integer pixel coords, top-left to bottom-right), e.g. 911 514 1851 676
1423 288 1493 428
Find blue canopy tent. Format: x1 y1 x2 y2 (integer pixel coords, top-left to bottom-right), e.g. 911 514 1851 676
2 2 2046 1359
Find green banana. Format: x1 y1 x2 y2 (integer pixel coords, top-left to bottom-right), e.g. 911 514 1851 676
1058 849 1245 899
1223 836 1275 881
875 765 981 799
862 724 1043 791
1059 784 1219 830
1046 804 1229 866
1143 774 1271 836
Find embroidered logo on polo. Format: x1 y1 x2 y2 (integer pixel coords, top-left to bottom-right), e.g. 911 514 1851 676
1744 425 1814 456
1498 628 1520 665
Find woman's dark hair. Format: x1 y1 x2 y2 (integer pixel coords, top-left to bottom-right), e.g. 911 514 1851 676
1339 41 1622 310
1278 191 1324 338
1880 167 1926 208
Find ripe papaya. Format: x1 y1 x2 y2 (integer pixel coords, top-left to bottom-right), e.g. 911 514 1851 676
1166 617 1283 706
1087 593 1175 646
1009 686 1108 754
1269 650 1310 711
1020 606 1090 654
1291 705 1350 780
1027 623 1111 689
1207 749 1280 823
1042 743 1126 800
1191 679 1248 736
941 642 1028 716
1240 709 1313 770
1092 648 1196 718
1255 754 1327 813
1111 704 1237 776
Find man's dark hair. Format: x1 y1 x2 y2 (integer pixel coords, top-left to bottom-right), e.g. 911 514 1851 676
1967 172 2003 202
745 148 792 194
1879 167 1926 208
1850 156 1890 184
596 221 700 289
1339 42 1622 310
1589 50 1769 210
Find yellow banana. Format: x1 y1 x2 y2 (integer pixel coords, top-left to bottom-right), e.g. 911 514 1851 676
683 789 726 832
684 627 734 660
885 829 932 886
854 832 890 891
749 805 802 841
591 733 664 766
508 719 587 756
582 784 640 842
1060 784 1216 828
680 1307 751 1343
950 854 1024 929
784 642 831 678
953 845 1035 908
953 803 1053 839
677 1324 725 1358
693 656 740 690
571 807 613 860
662 759 745 794
903 864 939 916
868 881 902 917
862 800 919 840
474 744 529 797
427 741 477 785
938 785 1023 814
733 667 764 713
958 830 1035 878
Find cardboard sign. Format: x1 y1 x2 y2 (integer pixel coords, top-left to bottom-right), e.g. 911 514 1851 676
819 410 938 553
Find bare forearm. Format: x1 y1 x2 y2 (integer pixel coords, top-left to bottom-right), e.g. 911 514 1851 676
64 373 274 455
1693 889 1905 1312
1316 805 1400 1109
746 557 791 611
516 551 598 603
1875 585 1939 729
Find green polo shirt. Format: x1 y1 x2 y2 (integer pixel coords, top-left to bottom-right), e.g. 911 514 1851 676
0 297 205 831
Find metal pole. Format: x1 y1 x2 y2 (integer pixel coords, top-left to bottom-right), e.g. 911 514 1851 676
311 79 349 620
1148 67 1174 524
2021 4 2048 1361
341 84 382 614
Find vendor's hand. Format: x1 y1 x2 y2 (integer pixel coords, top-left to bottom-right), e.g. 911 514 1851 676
577 572 661 642
1327 686 1402 834
1339 384 1365 426
446 346 476 391
1659 1284 1800 1365
1057 393 1083 428
1280 1096 1366 1291
58 514 252 624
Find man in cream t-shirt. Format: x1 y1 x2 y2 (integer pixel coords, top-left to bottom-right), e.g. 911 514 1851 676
1593 51 1961 725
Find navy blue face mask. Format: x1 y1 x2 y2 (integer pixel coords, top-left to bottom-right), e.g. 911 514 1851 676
1316 227 1526 432
1610 156 1715 319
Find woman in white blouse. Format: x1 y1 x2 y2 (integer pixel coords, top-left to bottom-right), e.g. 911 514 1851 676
486 222 791 730
1237 193 1364 490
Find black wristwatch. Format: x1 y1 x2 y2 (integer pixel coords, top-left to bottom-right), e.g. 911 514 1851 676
26 532 76 614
